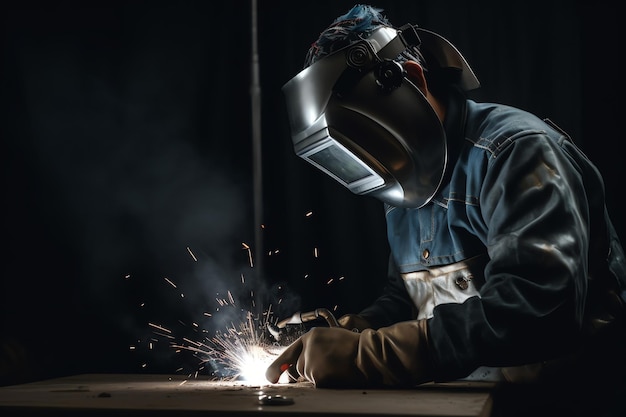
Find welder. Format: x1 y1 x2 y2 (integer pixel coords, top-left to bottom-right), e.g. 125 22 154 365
266 4 626 414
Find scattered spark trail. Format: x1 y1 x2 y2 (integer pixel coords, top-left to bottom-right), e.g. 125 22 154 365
186 247 198 262
148 322 172 334
203 311 286 385
136 300 293 386
241 242 254 267
129 215 345 386
156 307 291 386
131 247 301 386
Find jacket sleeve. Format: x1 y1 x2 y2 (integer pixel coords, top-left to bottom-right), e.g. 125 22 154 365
357 255 415 329
428 133 593 381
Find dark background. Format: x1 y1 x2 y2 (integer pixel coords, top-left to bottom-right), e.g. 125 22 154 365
1 0 623 385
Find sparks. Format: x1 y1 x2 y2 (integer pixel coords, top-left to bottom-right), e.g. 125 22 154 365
186 247 198 262
168 310 288 386
207 312 285 385
148 322 172 334
130 240 311 386
242 242 254 267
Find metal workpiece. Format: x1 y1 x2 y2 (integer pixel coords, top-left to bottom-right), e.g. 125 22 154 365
257 393 295 406
0 373 496 416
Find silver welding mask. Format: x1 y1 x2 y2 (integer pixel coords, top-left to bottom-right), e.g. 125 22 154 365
282 25 479 208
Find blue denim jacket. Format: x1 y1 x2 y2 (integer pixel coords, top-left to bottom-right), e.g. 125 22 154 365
360 98 626 381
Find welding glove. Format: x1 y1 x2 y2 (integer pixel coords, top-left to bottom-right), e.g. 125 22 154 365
337 314 371 332
265 320 433 388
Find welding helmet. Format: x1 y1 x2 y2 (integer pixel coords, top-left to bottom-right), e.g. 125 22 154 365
282 24 479 208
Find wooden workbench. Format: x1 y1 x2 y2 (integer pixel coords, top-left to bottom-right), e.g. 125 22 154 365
0 373 496 416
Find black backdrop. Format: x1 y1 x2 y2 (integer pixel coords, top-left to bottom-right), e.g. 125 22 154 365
1 0 623 385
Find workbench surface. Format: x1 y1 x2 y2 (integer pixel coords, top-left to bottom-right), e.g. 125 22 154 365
0 373 496 416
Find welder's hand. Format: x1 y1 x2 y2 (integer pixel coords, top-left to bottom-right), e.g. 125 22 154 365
265 320 433 388
266 327 364 387
337 314 371 332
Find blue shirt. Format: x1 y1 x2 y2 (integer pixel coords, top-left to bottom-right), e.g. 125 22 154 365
360 98 626 381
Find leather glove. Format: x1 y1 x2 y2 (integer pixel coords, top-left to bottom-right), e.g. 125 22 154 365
265 320 432 388
337 314 371 332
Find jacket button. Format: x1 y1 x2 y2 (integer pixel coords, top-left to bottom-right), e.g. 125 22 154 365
455 275 471 290
422 249 430 259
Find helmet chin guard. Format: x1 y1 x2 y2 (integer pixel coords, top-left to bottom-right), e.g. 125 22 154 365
282 25 478 208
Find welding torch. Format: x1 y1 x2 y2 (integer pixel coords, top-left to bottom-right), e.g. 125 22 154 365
267 308 339 342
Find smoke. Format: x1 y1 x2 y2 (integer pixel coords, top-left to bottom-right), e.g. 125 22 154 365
1 2 319 378
0 4 287 376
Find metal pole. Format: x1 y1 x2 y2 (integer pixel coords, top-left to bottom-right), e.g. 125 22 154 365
250 0 263 278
